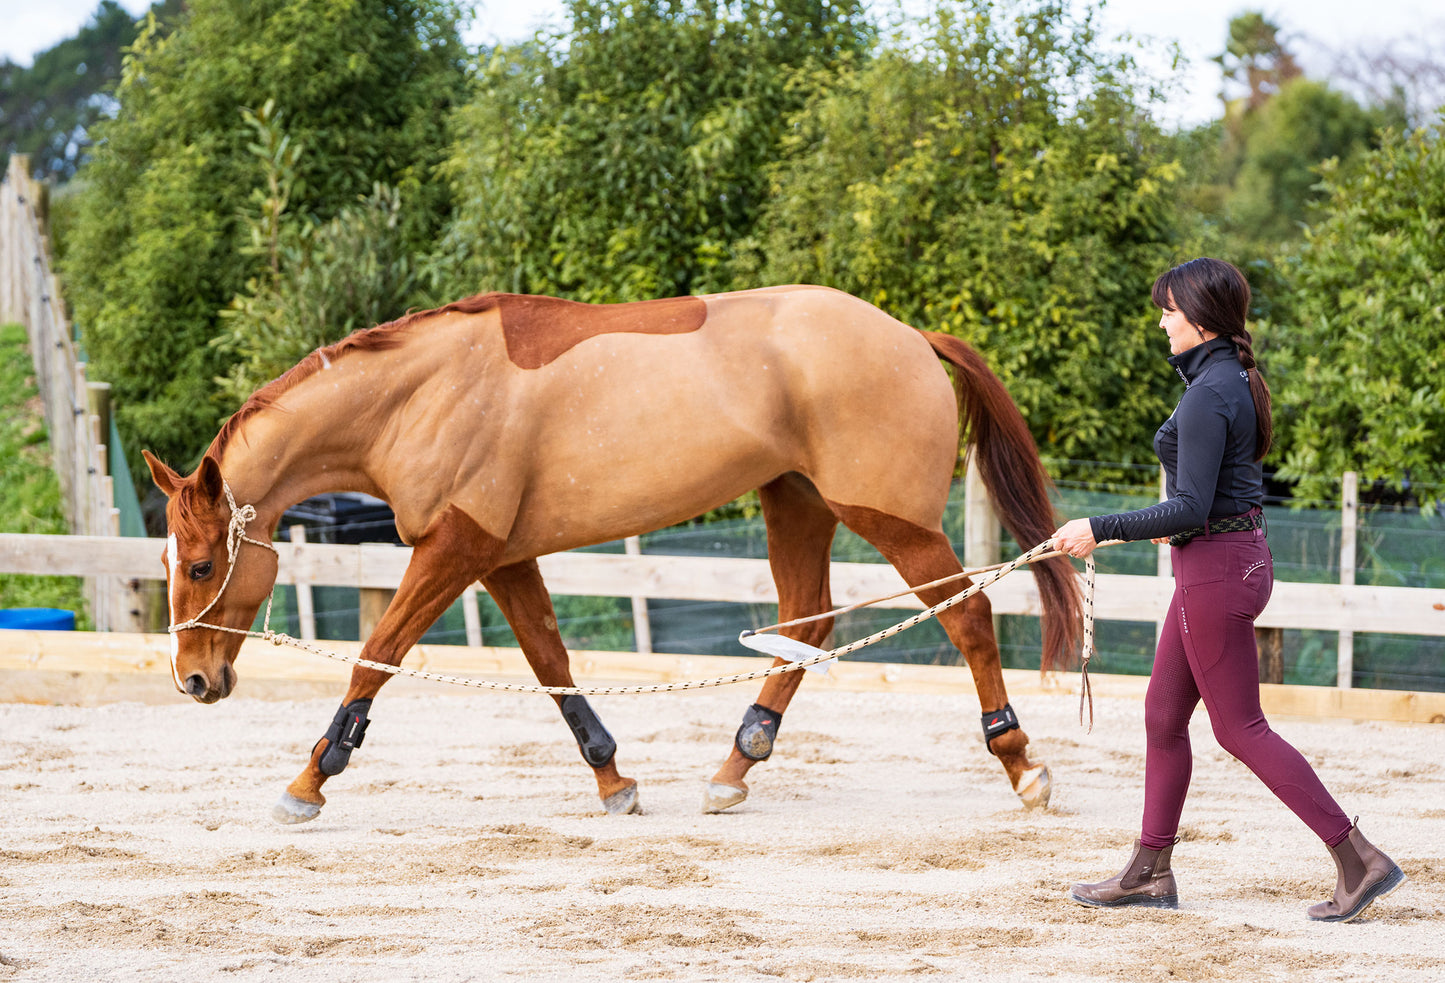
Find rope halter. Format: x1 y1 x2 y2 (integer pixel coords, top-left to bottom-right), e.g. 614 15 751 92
168 480 278 636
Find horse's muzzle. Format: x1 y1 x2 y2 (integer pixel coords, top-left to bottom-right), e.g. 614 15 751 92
183 663 236 703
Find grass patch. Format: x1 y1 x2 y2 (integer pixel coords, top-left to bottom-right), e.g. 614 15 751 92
0 322 89 624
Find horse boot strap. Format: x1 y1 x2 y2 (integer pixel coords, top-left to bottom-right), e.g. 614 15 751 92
560 694 618 768
317 698 373 776
981 703 1019 754
1069 839 1180 909
735 703 782 761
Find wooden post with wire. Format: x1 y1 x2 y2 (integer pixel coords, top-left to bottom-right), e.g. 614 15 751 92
1337 471 1358 689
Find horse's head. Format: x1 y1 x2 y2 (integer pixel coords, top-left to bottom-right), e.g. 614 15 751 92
143 450 278 703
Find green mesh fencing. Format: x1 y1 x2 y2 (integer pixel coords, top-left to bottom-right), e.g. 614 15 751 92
260 480 1445 692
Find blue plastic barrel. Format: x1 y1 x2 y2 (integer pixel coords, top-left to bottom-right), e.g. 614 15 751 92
0 608 77 630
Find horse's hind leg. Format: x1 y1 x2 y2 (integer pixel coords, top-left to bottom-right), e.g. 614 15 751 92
483 560 640 815
274 505 497 824
831 502 1051 810
705 473 838 813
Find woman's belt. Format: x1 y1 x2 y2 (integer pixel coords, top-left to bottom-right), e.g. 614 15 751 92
1167 511 1264 547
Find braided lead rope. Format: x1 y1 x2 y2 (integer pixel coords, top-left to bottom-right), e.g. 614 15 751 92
1080 553 1096 732
168 487 1103 701
749 549 1071 636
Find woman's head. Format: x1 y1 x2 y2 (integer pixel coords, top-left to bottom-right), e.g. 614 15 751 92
1151 258 1251 350
1153 257 1272 460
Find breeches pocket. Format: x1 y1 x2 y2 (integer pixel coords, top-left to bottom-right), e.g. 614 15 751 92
1174 540 1273 671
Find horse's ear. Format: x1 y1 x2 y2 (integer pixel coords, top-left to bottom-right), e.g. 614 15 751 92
142 450 181 497
195 454 225 504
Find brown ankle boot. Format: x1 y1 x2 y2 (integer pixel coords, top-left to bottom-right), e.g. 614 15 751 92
1307 821 1405 922
1070 839 1179 909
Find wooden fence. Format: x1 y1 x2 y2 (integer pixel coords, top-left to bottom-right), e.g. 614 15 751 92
2 531 1444 722
1 154 123 627
3 530 1442 645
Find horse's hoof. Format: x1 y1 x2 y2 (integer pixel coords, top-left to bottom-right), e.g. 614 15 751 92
272 791 323 825
1015 764 1051 810
701 781 747 814
602 783 641 815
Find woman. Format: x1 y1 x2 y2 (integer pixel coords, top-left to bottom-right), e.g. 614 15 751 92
1051 258 1404 922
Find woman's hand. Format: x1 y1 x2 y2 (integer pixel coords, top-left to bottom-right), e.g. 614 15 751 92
1051 518 1098 558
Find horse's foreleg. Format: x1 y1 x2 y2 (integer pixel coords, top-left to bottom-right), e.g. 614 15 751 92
483 560 640 815
832 503 1051 810
705 475 837 813
273 506 498 824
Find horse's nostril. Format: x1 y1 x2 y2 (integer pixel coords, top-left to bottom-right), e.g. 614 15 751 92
184 673 209 698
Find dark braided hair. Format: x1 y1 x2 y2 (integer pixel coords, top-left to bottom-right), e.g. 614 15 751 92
1151 258 1273 461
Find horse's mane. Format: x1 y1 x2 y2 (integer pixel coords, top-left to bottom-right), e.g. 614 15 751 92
210 292 505 455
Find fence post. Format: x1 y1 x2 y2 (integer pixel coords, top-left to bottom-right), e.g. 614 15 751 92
359 587 395 642
289 525 317 641
462 587 483 647
964 456 999 570
625 535 653 654
1338 471 1358 689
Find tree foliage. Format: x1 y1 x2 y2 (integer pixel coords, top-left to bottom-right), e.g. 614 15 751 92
429 0 874 303
59 0 468 481
745 2 1188 472
214 103 418 402
0 1 183 182
1220 78 1401 245
1265 121 1445 505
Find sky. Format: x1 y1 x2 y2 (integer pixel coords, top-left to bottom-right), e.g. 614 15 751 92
3 0 1440 127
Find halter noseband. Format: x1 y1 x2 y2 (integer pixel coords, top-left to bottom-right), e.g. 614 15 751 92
168 479 278 636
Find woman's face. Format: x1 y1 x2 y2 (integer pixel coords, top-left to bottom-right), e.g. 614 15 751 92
1159 292 1211 356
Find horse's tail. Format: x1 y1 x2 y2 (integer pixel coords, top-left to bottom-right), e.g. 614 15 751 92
920 329 1082 672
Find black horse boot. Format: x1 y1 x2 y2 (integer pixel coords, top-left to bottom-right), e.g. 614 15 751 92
1070 839 1179 909
1307 820 1405 922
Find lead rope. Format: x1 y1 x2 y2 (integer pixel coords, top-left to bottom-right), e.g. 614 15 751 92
172 483 1102 719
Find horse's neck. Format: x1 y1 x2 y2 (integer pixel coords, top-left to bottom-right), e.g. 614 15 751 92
215 361 403 529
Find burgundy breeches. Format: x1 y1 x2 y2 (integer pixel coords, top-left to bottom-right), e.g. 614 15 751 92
1139 527 1352 850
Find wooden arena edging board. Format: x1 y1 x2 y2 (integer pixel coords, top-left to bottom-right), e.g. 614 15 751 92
3 628 1444 724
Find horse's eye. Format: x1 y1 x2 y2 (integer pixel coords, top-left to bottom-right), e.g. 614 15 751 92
189 561 214 581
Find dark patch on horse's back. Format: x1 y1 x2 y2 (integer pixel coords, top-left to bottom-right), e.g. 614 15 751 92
493 294 707 369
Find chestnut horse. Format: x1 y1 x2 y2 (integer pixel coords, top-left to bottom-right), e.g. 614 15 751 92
144 284 1080 824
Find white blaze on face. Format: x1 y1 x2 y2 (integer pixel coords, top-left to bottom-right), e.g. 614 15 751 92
166 533 182 689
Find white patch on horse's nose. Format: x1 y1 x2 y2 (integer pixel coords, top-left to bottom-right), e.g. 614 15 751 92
167 533 182 689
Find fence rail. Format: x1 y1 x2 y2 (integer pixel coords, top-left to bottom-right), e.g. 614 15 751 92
4 533 1443 640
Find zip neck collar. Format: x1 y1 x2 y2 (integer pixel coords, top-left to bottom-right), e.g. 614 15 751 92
1168 337 1235 386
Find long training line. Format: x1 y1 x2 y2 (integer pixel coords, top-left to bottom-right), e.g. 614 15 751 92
173 482 1101 707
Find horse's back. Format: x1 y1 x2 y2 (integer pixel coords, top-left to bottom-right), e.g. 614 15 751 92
398 286 964 551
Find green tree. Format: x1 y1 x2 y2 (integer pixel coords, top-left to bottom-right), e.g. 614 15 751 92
1265 121 1445 505
1191 13 1403 252
0 1 183 182
59 0 468 486
428 0 873 303
1213 11 1301 112
1224 78 1399 245
746 1 1188 475
214 103 417 402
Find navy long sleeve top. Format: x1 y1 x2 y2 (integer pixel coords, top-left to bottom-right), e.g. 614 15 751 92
1089 337 1264 544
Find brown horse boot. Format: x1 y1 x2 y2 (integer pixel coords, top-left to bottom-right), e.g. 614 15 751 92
1069 839 1179 909
1307 820 1405 922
